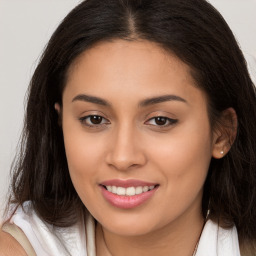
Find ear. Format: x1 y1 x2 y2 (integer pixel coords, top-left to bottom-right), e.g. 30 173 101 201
54 103 62 126
212 108 237 159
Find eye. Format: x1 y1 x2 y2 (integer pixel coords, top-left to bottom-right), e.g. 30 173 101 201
146 116 178 127
79 115 109 127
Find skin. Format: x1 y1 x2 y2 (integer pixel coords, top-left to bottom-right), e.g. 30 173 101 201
56 39 234 256
0 229 27 256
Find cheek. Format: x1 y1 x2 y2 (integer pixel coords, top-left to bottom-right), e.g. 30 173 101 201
62 121 107 201
64 138 104 214
145 119 212 213
147 121 212 174
65 136 103 172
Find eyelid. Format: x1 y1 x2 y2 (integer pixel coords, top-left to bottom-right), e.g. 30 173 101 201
145 116 178 126
78 110 107 118
144 110 178 128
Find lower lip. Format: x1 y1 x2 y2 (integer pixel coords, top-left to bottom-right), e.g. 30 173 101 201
100 186 158 209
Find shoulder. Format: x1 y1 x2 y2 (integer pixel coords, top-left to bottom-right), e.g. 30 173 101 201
0 227 27 256
3 202 90 255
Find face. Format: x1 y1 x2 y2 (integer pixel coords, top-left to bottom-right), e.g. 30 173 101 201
60 39 216 237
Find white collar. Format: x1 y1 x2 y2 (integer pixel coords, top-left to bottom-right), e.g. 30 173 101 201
11 202 240 256
196 219 241 256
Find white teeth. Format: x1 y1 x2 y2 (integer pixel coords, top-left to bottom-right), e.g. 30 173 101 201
105 185 156 196
135 186 143 195
116 187 126 195
126 187 136 196
143 186 149 192
112 186 117 193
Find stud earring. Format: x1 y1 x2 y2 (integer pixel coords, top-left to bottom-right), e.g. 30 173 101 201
220 150 224 155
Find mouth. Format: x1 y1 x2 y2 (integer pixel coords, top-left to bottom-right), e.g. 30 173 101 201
99 179 159 209
101 184 158 196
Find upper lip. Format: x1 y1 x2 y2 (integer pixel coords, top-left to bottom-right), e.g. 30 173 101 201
100 179 158 188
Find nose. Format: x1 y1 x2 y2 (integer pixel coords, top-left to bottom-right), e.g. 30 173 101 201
105 124 147 171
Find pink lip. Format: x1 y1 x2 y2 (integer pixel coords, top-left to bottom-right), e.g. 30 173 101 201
100 179 159 209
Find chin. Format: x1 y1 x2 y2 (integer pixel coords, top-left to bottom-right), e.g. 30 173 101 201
97 211 164 237
104 222 155 237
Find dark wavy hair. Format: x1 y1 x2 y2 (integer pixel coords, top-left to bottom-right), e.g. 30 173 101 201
7 0 256 253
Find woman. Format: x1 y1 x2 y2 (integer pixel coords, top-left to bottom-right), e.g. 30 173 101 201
1 0 256 255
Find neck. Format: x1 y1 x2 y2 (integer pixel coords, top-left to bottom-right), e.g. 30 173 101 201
96 209 205 256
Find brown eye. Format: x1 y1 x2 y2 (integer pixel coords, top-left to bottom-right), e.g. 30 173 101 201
79 115 109 127
90 115 103 124
155 117 168 125
146 116 178 127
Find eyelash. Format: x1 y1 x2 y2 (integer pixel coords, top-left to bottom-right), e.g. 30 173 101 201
146 116 178 127
79 115 110 128
79 115 178 129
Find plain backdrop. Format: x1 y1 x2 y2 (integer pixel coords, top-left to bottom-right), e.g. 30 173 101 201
0 0 256 221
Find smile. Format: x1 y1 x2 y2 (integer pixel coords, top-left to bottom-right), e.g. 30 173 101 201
105 185 156 196
100 179 159 209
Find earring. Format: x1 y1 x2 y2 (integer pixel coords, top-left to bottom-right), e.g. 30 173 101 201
220 150 224 155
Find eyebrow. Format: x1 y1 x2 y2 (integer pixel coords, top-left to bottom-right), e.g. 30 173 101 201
138 94 187 107
71 94 187 107
72 94 111 106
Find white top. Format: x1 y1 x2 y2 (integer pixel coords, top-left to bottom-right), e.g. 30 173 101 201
9 201 240 256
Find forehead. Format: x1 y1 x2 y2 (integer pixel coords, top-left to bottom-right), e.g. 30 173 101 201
67 39 194 83
63 39 206 109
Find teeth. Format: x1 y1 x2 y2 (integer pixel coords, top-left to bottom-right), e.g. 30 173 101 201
112 186 117 194
126 187 136 196
135 186 142 195
105 185 156 196
143 186 149 192
116 187 126 195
